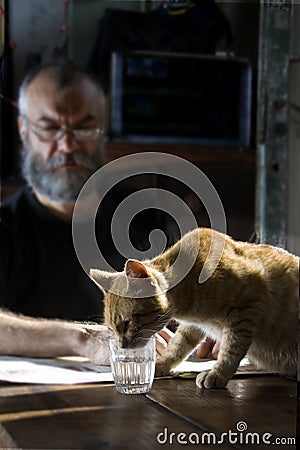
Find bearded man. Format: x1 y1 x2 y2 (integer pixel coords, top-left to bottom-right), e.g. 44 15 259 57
1 61 170 321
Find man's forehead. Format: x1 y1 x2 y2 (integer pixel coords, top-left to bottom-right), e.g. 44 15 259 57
26 74 101 118
28 73 99 99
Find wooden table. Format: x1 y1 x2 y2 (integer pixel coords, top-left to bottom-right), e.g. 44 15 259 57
0 374 296 449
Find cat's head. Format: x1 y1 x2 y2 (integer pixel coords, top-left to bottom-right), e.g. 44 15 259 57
90 260 171 348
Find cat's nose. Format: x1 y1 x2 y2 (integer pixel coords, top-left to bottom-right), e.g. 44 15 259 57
121 336 130 348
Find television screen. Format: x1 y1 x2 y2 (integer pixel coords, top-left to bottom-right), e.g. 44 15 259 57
110 51 252 147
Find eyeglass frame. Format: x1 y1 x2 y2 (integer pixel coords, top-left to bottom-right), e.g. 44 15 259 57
21 114 105 143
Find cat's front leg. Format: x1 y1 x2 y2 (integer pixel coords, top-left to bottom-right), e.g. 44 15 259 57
156 324 204 376
195 326 252 389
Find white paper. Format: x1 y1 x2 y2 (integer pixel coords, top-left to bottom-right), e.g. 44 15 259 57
172 357 251 378
0 356 114 385
0 356 257 385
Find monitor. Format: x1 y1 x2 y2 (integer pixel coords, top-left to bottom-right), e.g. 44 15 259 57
109 51 252 147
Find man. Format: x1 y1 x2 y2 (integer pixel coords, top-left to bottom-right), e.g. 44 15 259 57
0 61 173 360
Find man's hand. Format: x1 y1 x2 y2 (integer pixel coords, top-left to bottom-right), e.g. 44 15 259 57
155 327 174 357
80 324 113 365
83 325 175 363
196 336 220 359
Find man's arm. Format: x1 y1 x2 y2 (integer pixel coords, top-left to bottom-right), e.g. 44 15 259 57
0 309 174 364
0 309 112 364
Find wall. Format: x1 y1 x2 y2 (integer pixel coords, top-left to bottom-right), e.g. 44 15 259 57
10 0 70 98
287 3 300 254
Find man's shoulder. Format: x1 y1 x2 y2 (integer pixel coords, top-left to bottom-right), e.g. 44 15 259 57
0 186 32 226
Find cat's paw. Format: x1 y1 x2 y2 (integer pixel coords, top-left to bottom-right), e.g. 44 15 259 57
195 370 228 389
155 361 172 377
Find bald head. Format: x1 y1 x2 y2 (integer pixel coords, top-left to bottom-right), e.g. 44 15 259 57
18 61 104 117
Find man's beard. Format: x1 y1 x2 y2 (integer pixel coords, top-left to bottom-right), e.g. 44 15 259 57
21 144 103 203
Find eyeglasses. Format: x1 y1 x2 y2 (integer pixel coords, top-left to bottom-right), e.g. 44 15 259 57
0 96 106 142
31 126 104 142
23 115 104 142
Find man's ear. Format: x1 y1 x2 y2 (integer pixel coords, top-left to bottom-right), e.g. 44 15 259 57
18 115 26 143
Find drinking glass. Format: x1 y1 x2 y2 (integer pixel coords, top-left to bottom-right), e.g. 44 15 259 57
109 335 156 394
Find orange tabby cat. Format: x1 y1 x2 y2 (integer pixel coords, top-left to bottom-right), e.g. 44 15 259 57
90 227 299 389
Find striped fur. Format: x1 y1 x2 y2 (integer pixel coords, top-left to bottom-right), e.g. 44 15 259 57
90 228 299 389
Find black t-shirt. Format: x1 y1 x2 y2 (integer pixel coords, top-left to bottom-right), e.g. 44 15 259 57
0 186 173 321
87 3 233 93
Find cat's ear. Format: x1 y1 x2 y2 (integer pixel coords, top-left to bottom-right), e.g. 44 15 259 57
89 268 119 291
125 260 150 279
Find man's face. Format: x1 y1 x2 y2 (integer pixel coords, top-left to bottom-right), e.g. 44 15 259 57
19 74 105 203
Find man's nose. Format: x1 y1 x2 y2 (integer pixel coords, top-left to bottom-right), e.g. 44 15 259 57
57 130 80 153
